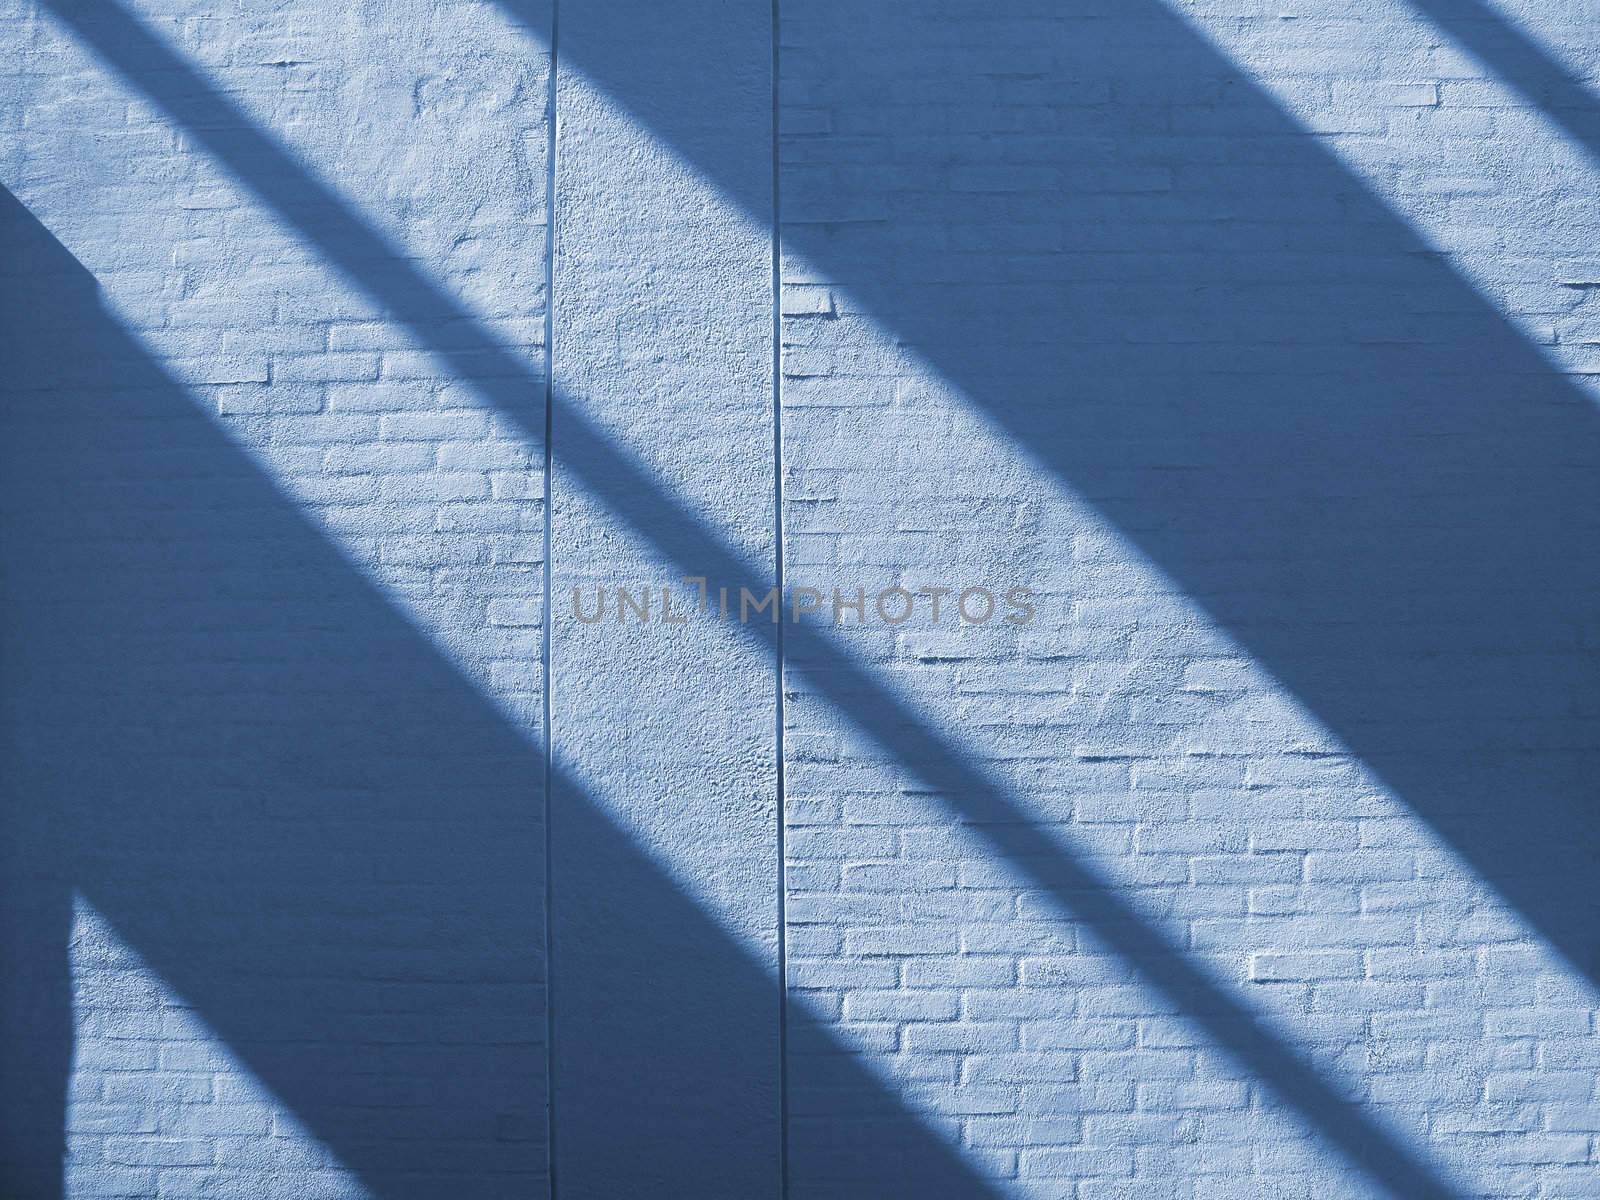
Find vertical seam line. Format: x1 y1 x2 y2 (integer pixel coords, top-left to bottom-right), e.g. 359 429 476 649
771 0 789 1196
541 1 560 1196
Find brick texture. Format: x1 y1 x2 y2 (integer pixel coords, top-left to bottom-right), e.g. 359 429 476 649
1 2 552 1196
780 3 1600 1198
3 0 1599 1198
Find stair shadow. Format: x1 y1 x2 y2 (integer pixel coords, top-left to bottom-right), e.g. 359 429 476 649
28 1 1553 1194
0 188 997 1199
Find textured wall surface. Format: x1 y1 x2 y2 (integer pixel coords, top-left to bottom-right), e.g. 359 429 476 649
548 1 780 1193
777 4 1600 1198
1 1 554 1196
3 1 1599 1199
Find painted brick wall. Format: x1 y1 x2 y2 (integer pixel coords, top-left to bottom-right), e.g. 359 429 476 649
1 1 553 1196
778 3 1600 1198
3 1 1598 1199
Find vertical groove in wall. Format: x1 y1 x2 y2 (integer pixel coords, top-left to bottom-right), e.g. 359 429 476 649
541 2 560 1196
771 0 789 1195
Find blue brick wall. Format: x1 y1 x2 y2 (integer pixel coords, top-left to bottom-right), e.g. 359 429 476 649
777 3 1600 1197
2 1 1598 1198
1 1 553 1196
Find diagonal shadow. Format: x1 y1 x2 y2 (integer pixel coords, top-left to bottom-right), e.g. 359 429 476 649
764 4 1594 1182
0 186 997 1200
0 184 545 1199
510 0 1600 989
1405 0 1600 166
764 0 1600 987
31 1 1485 1196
